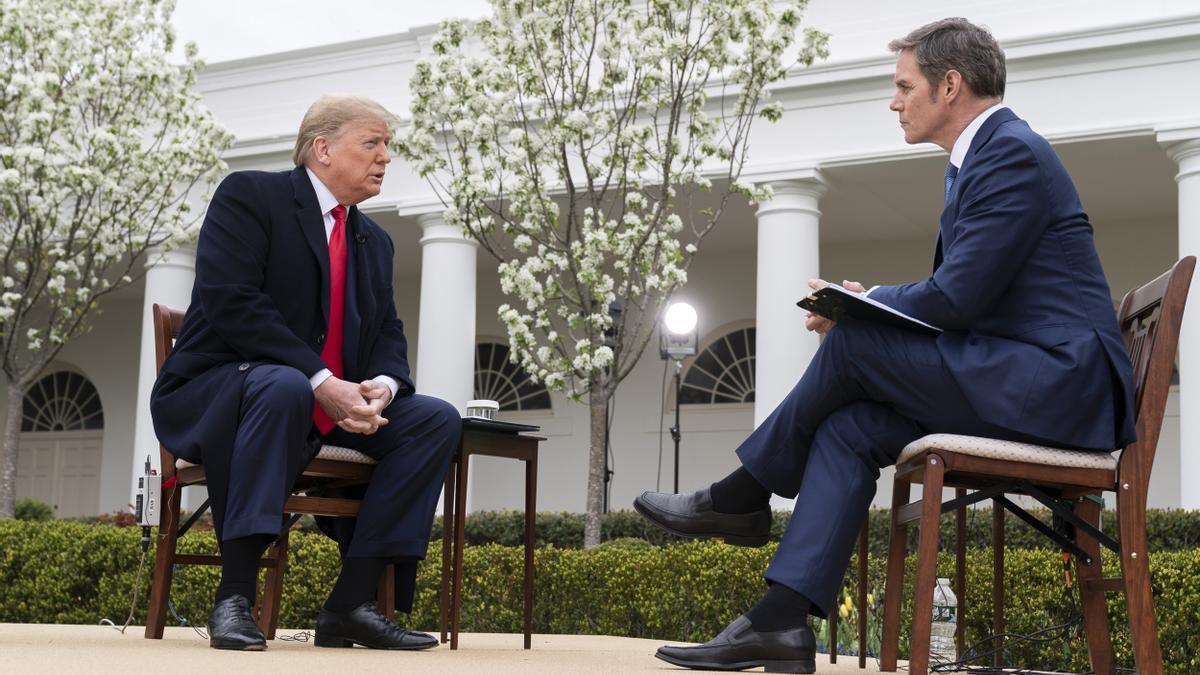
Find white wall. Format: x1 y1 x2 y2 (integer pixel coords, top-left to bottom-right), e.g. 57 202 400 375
0 294 143 516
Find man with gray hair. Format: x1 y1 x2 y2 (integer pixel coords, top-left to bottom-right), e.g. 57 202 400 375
152 95 461 651
638 18 1133 672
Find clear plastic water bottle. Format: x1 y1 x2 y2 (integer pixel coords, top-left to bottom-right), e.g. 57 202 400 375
930 577 958 665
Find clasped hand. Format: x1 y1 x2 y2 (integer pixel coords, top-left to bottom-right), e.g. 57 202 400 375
314 377 391 435
804 278 866 335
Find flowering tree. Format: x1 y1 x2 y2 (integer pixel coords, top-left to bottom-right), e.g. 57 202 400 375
401 0 827 547
0 0 232 517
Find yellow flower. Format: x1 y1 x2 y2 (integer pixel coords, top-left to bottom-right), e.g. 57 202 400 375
867 593 875 606
838 604 850 619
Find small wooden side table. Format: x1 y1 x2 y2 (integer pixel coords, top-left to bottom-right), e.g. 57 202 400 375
439 419 544 649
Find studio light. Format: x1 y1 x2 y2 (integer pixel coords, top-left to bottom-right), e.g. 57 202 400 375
664 302 698 336
659 300 699 493
659 301 699 360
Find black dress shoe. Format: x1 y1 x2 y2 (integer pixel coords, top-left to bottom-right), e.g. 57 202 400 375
656 615 815 673
207 594 266 651
314 602 438 650
634 487 770 546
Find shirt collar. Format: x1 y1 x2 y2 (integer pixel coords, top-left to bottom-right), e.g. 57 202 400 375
304 167 342 217
949 101 1007 169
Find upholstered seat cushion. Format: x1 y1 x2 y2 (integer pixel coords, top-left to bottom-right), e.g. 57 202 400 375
896 433 1117 471
175 444 377 470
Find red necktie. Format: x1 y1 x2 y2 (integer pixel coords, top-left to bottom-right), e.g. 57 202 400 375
313 204 348 434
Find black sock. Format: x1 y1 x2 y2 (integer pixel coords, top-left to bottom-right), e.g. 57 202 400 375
324 557 389 613
215 534 273 604
746 583 812 632
709 466 771 514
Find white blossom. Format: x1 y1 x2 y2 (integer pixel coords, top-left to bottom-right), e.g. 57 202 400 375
0 0 232 512
397 0 827 546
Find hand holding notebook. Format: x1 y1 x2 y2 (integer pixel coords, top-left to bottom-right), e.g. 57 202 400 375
797 280 942 336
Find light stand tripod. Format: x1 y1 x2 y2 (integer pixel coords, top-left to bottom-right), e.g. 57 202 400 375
670 359 682 493
659 301 697 494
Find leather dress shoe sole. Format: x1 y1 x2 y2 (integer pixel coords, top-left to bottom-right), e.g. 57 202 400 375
210 637 267 651
655 650 815 673
312 633 437 650
634 491 770 547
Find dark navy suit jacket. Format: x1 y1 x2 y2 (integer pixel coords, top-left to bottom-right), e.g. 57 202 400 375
869 108 1136 450
151 166 414 464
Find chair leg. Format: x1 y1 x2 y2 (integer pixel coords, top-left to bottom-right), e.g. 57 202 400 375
880 475 912 671
992 501 1005 668
258 521 290 640
377 563 396 620
1074 496 1114 675
523 453 537 650
450 450 470 650
955 489 966 660
144 482 182 639
1118 489 1164 673
830 599 839 663
440 459 456 644
858 523 868 669
909 454 946 675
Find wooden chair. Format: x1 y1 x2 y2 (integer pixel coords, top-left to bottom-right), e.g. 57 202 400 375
827 525 871 668
144 303 394 639
878 256 1195 674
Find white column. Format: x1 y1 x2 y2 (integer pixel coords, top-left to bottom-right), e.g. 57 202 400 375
415 213 478 413
130 246 196 506
753 175 826 425
1160 125 1200 510
753 175 825 511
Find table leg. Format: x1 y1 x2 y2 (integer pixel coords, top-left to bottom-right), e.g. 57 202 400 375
451 450 470 650
524 453 538 649
440 460 456 644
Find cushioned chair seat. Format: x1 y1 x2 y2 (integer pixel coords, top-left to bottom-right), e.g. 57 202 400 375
896 433 1117 471
176 444 378 470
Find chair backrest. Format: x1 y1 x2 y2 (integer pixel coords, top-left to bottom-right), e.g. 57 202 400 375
152 303 185 375
1114 256 1195 492
151 303 186 480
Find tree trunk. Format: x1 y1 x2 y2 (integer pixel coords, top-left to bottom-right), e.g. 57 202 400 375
583 390 608 549
1 379 23 518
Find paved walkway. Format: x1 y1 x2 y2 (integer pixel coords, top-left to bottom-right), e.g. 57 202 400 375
1 623 900 674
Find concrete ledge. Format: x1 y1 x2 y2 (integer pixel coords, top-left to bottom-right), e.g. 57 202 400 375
0 623 902 674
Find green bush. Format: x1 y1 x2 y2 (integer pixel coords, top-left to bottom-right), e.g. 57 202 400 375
423 507 1200 554
14 498 53 521
2 520 1198 672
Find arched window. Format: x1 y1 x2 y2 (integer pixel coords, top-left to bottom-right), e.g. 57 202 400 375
474 342 552 412
21 371 104 432
679 326 755 405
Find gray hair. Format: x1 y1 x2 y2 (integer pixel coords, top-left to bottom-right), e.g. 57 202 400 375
293 95 397 166
888 18 1006 100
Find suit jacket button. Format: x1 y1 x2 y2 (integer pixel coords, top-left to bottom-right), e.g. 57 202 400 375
317 333 325 345
238 363 250 372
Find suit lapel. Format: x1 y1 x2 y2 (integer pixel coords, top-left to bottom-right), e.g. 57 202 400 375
291 168 331 324
935 108 1019 263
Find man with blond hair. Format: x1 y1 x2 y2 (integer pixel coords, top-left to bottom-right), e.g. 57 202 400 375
152 95 460 651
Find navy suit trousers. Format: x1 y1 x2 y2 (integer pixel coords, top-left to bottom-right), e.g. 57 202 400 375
223 365 460 562
736 321 1038 618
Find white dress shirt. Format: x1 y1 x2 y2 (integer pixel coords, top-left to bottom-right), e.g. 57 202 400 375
949 101 1007 171
304 168 399 401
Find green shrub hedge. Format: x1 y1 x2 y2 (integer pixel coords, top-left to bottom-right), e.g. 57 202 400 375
426 507 1200 555
2 520 1197 672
